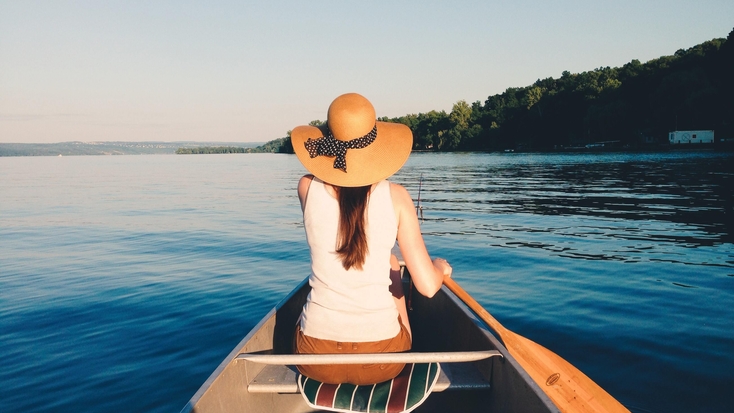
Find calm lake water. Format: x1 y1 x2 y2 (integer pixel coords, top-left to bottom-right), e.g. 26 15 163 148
1 151 732 413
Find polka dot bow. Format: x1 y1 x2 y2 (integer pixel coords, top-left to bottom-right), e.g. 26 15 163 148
304 125 377 172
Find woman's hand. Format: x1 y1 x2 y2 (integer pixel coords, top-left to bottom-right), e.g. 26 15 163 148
432 258 452 278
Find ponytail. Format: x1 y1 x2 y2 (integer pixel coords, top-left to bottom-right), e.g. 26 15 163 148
335 185 371 270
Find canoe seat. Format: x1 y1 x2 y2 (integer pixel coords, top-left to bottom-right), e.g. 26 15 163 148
244 351 500 394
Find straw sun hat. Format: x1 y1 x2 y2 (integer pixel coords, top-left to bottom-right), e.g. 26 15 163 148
291 93 413 187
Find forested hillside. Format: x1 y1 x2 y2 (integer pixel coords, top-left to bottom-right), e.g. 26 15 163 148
277 28 733 152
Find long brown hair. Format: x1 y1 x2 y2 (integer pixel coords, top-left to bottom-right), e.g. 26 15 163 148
335 185 371 270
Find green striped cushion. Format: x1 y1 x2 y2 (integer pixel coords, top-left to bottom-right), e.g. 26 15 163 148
297 363 440 413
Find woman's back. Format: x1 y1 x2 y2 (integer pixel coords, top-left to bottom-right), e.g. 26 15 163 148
300 178 400 342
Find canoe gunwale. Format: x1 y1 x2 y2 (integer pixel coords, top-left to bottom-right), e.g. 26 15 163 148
180 277 310 413
433 281 561 412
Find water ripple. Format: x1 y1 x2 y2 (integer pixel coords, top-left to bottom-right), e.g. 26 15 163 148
1 152 732 413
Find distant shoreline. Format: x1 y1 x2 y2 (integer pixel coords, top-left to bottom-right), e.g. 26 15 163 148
2 140 731 157
0 141 264 157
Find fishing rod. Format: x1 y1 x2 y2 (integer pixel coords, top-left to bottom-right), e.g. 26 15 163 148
415 173 424 222
407 173 425 311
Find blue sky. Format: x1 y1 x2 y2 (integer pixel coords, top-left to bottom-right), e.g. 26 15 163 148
1 0 732 143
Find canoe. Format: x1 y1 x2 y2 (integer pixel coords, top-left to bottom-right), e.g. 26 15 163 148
181 268 560 413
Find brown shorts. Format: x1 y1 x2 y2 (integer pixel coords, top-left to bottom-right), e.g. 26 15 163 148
293 316 412 385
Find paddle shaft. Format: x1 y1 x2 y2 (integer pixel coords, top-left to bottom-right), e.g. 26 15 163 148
443 276 630 413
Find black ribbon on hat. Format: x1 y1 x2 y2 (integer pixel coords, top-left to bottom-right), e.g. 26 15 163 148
304 125 377 172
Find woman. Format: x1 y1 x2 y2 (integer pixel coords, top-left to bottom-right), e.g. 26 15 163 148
291 93 452 385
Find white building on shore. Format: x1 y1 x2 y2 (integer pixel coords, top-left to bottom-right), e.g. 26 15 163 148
668 130 714 144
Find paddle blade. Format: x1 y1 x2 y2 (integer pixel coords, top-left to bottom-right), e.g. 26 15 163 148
443 277 629 413
504 330 629 413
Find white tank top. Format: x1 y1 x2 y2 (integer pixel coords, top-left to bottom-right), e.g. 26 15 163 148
299 178 400 342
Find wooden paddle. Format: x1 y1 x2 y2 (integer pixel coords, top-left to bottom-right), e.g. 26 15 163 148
443 276 630 413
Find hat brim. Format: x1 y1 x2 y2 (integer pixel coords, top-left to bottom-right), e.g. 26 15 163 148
292 121 413 187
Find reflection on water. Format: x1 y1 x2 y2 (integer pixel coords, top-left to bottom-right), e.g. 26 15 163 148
389 152 734 413
395 152 733 268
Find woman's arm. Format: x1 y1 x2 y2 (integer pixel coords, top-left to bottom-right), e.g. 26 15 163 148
391 183 452 298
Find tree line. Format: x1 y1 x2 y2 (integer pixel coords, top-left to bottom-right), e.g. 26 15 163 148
176 146 249 154
176 138 291 154
273 27 733 153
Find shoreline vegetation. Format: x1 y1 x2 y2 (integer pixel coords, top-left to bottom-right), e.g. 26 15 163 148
174 138 289 155
2 28 732 157
268 27 734 155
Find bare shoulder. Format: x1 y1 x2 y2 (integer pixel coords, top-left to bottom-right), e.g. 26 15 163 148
299 174 314 190
389 182 410 198
389 182 415 208
298 175 314 209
